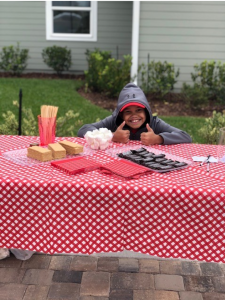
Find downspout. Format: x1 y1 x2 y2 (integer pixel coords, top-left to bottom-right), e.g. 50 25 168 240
131 1 140 85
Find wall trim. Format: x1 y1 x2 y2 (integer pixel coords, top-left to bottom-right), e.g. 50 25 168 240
131 1 140 85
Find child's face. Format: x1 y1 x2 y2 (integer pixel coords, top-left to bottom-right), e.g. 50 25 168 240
122 105 146 129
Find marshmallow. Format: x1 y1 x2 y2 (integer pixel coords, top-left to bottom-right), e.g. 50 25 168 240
84 128 113 150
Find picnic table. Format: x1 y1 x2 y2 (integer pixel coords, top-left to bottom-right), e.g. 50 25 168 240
0 135 225 263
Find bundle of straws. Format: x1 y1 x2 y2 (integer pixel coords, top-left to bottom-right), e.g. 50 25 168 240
39 105 58 145
41 105 58 118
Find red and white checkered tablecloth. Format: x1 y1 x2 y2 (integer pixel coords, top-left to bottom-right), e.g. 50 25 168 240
0 135 225 262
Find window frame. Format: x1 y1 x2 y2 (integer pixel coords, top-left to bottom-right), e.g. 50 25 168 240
45 1 97 41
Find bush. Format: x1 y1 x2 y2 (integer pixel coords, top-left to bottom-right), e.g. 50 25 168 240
0 42 29 76
198 110 225 144
0 101 82 137
42 46 72 75
138 61 180 97
84 49 132 97
182 83 209 108
186 60 225 105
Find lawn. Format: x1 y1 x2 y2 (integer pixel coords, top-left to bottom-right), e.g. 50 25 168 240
0 78 206 143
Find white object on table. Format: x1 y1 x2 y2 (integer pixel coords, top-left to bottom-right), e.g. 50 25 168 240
192 156 218 163
84 128 113 150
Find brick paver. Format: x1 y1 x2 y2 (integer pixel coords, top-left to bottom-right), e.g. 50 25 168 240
97 257 118 272
0 283 27 300
155 274 185 291
109 289 133 300
80 272 110 297
212 277 225 293
154 290 180 300
70 256 97 271
23 285 49 300
203 292 225 300
21 254 51 269
49 255 72 270
200 262 224 276
119 258 139 273
0 268 26 283
52 270 83 283
0 253 225 300
179 291 203 300
183 275 214 293
111 272 154 290
181 261 201 276
159 260 182 275
133 290 180 300
48 282 80 300
22 269 54 285
139 259 159 273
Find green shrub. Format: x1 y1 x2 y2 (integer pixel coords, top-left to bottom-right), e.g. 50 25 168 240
187 60 225 104
182 83 209 108
138 61 180 96
198 110 225 144
42 46 72 75
0 42 29 76
0 101 82 137
84 49 132 97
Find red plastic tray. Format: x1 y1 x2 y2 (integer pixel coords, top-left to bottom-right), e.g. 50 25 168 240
51 157 102 175
101 159 151 179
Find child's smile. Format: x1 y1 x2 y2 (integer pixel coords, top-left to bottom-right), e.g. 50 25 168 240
122 105 146 129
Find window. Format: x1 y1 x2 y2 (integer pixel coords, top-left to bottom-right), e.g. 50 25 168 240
46 1 97 41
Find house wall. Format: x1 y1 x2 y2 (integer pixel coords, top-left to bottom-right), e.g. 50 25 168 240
138 1 225 91
0 1 132 74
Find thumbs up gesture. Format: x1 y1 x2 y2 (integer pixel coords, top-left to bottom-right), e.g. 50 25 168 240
141 124 163 145
112 121 130 144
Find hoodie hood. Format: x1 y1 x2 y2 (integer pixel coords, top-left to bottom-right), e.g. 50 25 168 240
113 83 152 126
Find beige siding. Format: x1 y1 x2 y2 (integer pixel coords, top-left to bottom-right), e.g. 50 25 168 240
139 1 225 91
0 1 132 73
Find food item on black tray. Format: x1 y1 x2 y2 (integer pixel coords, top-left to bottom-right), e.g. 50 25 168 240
131 147 147 154
174 162 188 167
141 157 154 164
140 152 154 158
151 153 166 159
117 147 188 173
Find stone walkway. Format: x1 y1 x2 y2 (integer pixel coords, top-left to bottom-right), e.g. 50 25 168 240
0 253 225 300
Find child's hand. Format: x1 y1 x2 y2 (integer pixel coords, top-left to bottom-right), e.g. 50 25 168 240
112 121 130 143
141 124 163 145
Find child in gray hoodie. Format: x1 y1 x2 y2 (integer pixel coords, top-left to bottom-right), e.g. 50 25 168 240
78 83 192 145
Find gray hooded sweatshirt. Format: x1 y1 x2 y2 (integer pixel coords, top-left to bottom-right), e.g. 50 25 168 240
78 83 192 145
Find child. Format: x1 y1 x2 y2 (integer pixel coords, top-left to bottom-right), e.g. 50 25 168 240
78 83 192 145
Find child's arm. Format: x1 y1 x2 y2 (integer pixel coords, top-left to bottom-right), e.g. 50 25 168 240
151 117 192 144
140 124 163 145
112 121 130 144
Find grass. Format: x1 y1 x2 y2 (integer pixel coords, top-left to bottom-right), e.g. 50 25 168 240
0 78 206 143
160 116 206 144
0 78 109 135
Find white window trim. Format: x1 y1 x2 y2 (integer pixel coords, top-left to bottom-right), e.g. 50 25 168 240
46 1 98 42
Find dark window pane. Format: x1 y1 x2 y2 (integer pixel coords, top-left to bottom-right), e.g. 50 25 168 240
52 1 90 7
53 11 90 34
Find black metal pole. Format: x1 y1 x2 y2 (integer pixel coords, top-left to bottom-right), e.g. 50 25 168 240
18 89 22 135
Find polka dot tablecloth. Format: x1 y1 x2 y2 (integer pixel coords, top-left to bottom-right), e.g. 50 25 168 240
0 135 225 262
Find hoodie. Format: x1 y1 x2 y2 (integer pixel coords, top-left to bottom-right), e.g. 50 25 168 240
78 83 192 145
